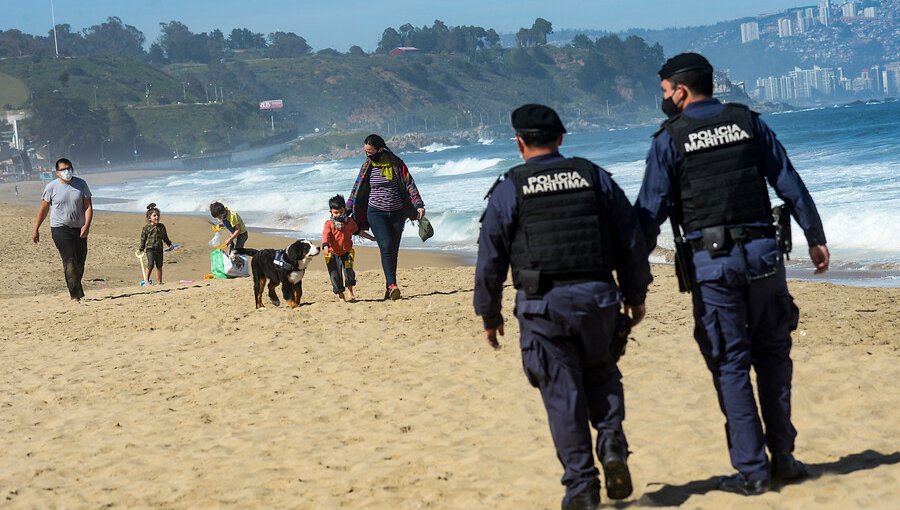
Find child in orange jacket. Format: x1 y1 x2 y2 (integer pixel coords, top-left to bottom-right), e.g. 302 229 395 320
322 194 375 301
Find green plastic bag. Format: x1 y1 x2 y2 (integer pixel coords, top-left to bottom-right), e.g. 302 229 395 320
210 249 229 279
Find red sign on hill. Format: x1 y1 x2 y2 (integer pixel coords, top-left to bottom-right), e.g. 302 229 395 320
259 99 284 110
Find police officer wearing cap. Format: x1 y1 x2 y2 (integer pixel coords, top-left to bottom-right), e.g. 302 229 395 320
634 53 830 495
474 104 651 509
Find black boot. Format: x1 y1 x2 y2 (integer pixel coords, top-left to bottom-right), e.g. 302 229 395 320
772 452 809 481
599 435 633 500
562 479 600 510
717 473 769 495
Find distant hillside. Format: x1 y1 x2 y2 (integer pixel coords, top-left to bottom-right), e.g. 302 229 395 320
1 37 665 166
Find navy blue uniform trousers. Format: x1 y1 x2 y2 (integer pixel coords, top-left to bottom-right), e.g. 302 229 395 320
515 283 626 504
690 238 799 482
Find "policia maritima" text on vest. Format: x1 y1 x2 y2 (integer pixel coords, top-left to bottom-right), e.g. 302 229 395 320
521 171 591 195
683 123 751 153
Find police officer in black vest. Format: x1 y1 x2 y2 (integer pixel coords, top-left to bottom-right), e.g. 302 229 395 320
475 104 652 509
635 53 830 495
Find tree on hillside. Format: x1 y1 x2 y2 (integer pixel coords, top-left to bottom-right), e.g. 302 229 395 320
155 22 224 63
82 17 145 58
48 24 86 56
32 92 105 162
207 29 227 60
571 34 594 50
267 32 311 57
157 21 197 62
516 18 553 47
228 28 266 50
147 42 166 64
0 29 50 58
348 45 366 56
577 51 615 98
516 28 531 48
485 29 500 49
531 18 553 45
377 28 402 53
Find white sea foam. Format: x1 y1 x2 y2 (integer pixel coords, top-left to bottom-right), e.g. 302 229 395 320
415 157 505 177
421 143 460 153
88 101 900 274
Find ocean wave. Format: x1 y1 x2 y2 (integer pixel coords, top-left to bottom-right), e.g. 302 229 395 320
421 143 461 153
415 157 505 177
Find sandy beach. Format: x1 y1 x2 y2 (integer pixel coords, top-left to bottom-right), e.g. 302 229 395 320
1 174 898 509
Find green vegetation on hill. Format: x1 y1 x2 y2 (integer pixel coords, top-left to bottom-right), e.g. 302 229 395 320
0 72 28 108
2 17 667 166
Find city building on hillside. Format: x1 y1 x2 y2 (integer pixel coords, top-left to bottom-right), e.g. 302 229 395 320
841 2 857 18
754 65 845 101
863 7 876 18
819 0 832 26
779 18 793 37
882 63 900 95
740 22 760 43
795 9 816 33
754 62 900 101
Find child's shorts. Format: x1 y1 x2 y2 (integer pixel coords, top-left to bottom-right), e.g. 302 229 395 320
146 249 164 270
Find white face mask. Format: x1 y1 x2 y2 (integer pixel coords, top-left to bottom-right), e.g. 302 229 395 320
59 169 73 181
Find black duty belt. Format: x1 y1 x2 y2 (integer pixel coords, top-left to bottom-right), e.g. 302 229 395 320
545 271 615 288
689 225 776 252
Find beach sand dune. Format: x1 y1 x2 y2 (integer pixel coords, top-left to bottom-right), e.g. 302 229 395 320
1 193 898 509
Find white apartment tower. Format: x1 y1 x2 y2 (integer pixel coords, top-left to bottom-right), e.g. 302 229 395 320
841 2 857 17
819 1 831 26
778 19 793 37
740 22 760 43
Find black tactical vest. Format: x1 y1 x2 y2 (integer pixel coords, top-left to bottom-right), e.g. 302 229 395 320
508 158 615 290
664 104 772 233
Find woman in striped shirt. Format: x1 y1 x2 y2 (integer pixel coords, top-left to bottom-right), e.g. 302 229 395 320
346 134 426 301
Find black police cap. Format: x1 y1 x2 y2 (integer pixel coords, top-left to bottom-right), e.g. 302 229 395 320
511 104 567 134
658 52 713 79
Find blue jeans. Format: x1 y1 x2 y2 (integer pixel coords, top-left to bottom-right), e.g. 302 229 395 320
367 206 406 288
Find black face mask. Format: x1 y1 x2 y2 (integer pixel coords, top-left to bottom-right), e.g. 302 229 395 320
368 151 384 164
661 89 683 118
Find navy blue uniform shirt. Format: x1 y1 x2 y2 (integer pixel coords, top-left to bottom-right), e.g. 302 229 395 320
474 152 652 329
635 99 827 253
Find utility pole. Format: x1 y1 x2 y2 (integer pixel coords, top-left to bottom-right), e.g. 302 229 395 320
50 0 59 58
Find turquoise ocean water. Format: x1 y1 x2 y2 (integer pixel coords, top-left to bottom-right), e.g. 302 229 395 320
93 100 900 287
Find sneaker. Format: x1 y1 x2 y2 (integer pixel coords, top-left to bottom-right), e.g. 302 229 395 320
600 435 633 500
717 473 769 496
387 284 401 301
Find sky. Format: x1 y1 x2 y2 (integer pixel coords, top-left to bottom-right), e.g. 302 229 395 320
3 0 815 51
